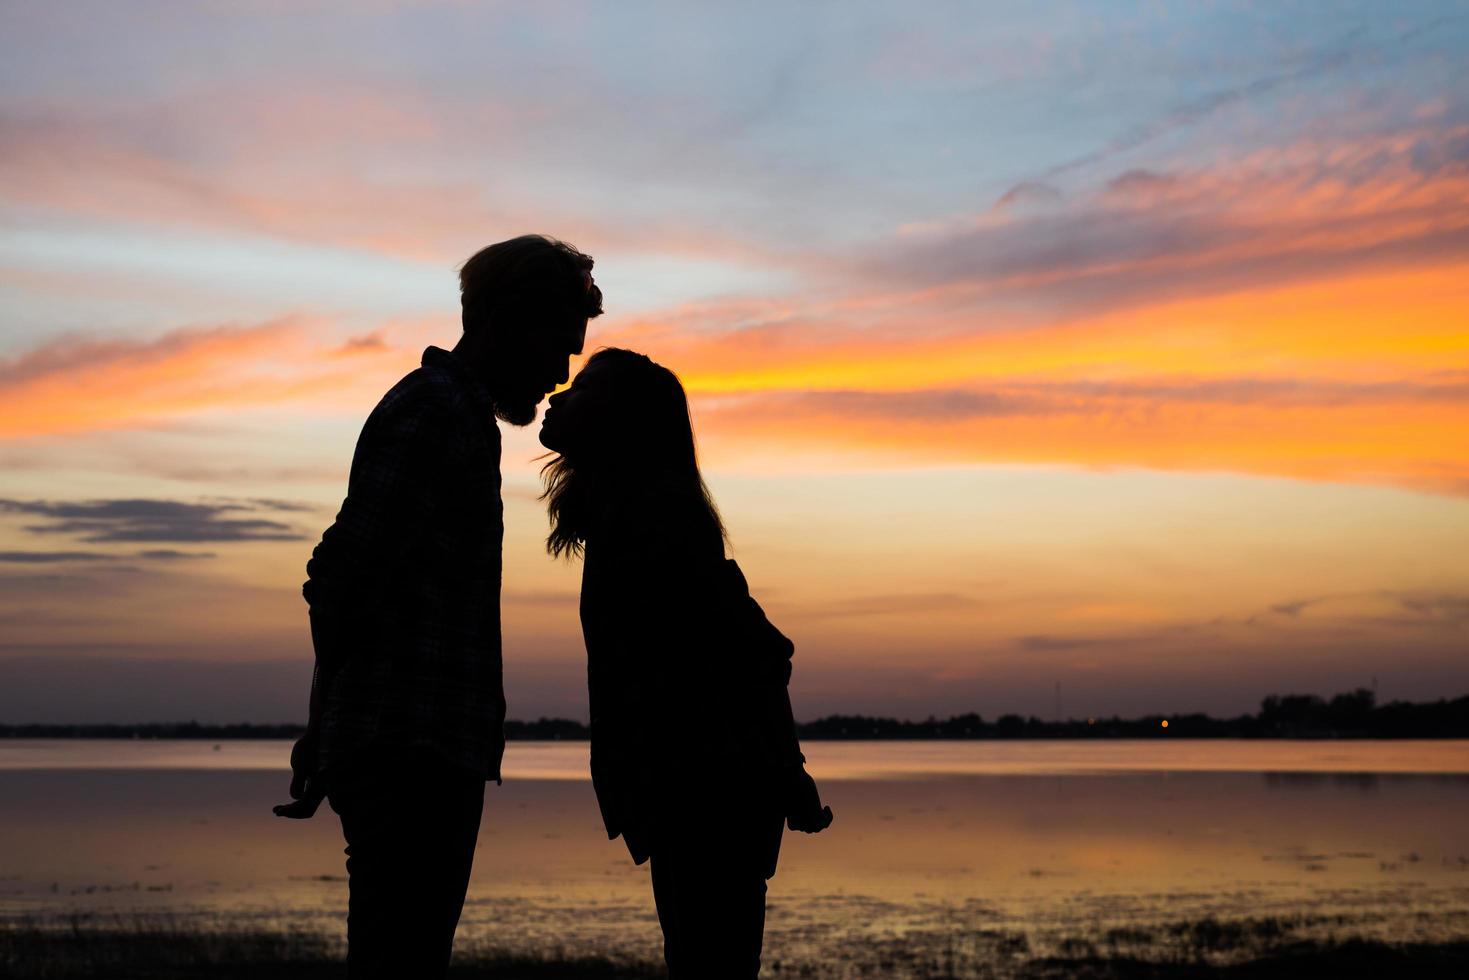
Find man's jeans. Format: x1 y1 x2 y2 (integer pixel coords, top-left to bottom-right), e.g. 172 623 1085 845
327 750 485 979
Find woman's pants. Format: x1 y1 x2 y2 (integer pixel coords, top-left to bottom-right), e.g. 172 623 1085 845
648 810 785 979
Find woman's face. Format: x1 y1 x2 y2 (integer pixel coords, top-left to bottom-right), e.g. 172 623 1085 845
538 358 614 455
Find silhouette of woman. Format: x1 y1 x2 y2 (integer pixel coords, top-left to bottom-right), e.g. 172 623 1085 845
539 347 832 979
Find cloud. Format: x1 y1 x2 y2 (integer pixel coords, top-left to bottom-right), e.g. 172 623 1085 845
878 121 1469 319
0 321 272 388
0 59 1464 506
688 368 1469 496
0 610 116 628
1253 591 1469 627
1014 587 1469 657
1104 169 1178 198
0 551 116 563
993 181 1063 210
237 498 318 514
1016 633 1135 653
780 592 983 619
1269 598 1317 618
0 316 411 437
1015 20 1445 188
0 498 305 543
0 99 493 263
0 89 782 268
336 331 389 355
0 569 142 600
1396 593 1469 622
591 120 1469 423
733 374 1469 422
748 388 1048 421
0 548 216 563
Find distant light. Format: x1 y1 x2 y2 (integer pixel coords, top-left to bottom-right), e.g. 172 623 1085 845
1087 718 1095 725
1160 719 1169 729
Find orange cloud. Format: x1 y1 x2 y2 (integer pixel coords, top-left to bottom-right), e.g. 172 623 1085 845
0 98 787 269
600 263 1469 392
6 246 1466 499
611 263 1469 495
883 123 1469 297
0 318 406 438
6 111 1467 500
694 379 1469 496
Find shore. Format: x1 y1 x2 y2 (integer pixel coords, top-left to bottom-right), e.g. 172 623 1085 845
5 911 1469 979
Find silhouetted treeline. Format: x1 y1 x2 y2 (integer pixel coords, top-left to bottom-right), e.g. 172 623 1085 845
798 690 1469 739
3 690 1466 740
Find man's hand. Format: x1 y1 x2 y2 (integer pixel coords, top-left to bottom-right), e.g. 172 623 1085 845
783 766 834 834
273 730 326 819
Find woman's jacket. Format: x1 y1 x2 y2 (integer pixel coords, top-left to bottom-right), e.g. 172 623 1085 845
578 495 803 863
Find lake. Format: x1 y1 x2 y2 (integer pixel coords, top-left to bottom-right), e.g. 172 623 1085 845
3 739 1468 974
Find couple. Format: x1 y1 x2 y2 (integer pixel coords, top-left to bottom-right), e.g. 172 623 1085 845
274 234 833 979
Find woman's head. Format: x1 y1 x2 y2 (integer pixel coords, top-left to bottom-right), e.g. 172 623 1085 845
538 348 692 466
538 348 724 558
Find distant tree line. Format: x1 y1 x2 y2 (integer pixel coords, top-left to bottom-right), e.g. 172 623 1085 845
2 689 1466 740
800 690 1468 739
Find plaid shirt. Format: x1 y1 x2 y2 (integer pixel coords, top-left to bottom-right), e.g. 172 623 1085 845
303 346 505 782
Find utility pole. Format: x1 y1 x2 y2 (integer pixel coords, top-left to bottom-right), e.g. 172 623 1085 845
1054 680 1062 724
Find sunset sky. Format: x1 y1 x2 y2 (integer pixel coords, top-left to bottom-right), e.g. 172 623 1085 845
2 1 1467 723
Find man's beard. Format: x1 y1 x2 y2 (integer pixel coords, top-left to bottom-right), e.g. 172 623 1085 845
494 394 540 427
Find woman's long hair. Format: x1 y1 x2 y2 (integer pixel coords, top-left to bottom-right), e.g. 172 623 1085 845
541 348 725 559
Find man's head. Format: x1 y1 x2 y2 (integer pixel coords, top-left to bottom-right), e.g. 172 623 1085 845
456 234 604 425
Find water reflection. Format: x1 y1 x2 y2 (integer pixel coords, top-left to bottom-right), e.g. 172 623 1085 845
1265 771 1382 791
4 738 1467 777
2 745 1466 974
1263 770 1469 791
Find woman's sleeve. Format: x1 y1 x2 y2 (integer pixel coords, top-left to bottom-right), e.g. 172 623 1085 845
718 561 806 770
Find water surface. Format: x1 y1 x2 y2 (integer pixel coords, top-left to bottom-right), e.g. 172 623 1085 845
3 740 1466 971
2 737 1465 776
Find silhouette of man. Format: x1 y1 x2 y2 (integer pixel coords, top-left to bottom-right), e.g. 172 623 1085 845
275 235 602 978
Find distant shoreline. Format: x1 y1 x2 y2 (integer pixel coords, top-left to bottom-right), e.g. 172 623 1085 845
4 690 1466 740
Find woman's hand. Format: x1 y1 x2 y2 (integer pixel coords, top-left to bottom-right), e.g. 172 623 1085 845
784 766 834 833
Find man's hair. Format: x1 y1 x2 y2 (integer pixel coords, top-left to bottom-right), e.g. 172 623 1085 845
458 234 604 334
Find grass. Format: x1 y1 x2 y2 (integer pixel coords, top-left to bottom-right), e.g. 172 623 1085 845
1022 938 1469 978
3 912 1468 979
0 913 661 979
